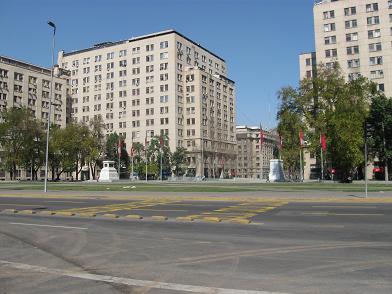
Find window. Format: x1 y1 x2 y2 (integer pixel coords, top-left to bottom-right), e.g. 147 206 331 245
324 35 337 45
146 65 154 73
106 52 114 60
160 95 169 103
346 45 359 55
344 6 356 16
369 56 383 65
146 55 154 62
323 10 335 19
119 60 127 67
366 3 378 12
348 72 361 81
325 48 337 58
146 44 154 51
389 0 392 9
305 58 312 66
132 47 140 54
378 83 385 92
370 69 384 79
367 16 380 25
369 42 382 52
160 52 169 60
95 55 102 62
345 19 357 29
160 41 168 49
347 59 360 68
132 57 140 65
346 32 358 42
119 49 127 57
368 29 381 39
160 63 168 70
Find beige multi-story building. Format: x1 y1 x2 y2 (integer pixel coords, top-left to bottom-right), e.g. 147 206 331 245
306 0 392 96
299 0 392 180
58 29 236 177
0 55 70 180
236 126 279 179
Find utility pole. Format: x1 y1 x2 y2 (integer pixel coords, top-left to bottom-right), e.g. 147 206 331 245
201 136 204 179
44 21 56 193
364 121 368 198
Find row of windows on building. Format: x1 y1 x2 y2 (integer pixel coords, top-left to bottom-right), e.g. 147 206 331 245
324 14 392 33
0 69 63 90
63 40 224 73
323 2 392 20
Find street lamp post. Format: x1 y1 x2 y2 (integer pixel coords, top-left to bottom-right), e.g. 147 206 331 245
44 21 56 193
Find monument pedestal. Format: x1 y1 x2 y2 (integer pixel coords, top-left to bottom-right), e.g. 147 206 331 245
98 161 119 182
268 159 285 182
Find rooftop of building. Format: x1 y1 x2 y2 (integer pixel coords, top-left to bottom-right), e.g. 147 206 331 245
314 0 340 5
0 54 53 76
62 29 225 62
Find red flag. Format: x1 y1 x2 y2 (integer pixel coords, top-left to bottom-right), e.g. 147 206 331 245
321 134 327 152
259 124 264 146
159 136 164 147
299 129 304 147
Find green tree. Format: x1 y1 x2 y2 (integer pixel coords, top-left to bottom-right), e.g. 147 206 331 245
104 132 129 178
147 135 171 178
0 107 37 179
277 64 374 179
277 87 305 179
367 93 392 179
171 147 187 176
86 116 106 179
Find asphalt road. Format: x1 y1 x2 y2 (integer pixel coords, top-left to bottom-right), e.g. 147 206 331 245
0 196 392 293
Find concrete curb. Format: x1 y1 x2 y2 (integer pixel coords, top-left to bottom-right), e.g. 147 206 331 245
18 210 37 215
102 214 120 218
124 214 143 220
2 209 18 214
150 215 168 221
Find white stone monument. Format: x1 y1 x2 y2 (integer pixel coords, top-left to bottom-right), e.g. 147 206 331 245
98 161 119 182
268 159 285 182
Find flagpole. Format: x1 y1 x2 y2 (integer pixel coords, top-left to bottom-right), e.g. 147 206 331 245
320 133 324 182
118 139 121 178
131 135 134 181
160 136 163 181
145 132 148 183
299 147 303 182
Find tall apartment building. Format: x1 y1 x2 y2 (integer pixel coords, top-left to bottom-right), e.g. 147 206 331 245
0 55 70 180
236 126 279 179
58 29 236 177
302 0 392 97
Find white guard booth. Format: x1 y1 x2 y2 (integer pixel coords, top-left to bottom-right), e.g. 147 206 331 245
268 159 285 182
98 161 119 182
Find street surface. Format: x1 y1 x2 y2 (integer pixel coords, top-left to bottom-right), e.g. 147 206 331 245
0 191 391 293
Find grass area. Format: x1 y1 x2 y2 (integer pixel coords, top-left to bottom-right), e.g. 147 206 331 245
0 181 391 193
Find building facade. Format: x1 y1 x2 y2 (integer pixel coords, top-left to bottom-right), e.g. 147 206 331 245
0 55 70 180
310 0 392 96
58 30 236 177
236 126 279 179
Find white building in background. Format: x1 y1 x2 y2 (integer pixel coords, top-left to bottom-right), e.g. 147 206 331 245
58 29 237 178
0 55 70 180
305 0 392 96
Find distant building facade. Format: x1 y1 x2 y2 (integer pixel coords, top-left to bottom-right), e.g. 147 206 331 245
58 29 237 177
0 55 70 180
236 126 279 179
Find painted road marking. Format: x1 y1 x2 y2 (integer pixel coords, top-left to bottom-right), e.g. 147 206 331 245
55 199 179 215
329 213 384 216
184 202 287 222
9 222 88 230
0 260 289 294
45 201 86 204
311 205 378 208
0 204 44 207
